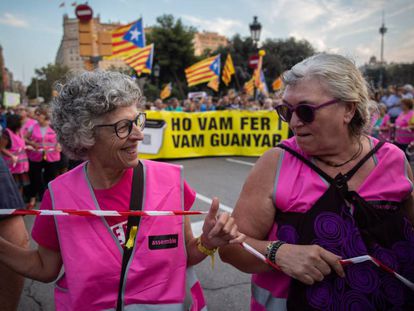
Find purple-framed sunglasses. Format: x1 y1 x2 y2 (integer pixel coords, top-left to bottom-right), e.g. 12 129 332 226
275 99 339 123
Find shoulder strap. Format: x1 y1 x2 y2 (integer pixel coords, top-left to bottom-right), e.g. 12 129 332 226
116 161 144 311
278 140 385 186
343 141 385 181
277 144 335 183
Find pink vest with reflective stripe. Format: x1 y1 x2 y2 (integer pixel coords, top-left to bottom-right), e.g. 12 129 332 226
251 137 412 311
395 110 414 144
3 128 29 174
27 123 60 162
49 160 206 311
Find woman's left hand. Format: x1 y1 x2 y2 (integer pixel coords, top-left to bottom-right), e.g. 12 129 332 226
200 197 245 249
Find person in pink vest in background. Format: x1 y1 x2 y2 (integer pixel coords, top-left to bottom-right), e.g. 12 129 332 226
220 54 414 310
25 105 61 208
394 98 414 157
15 104 37 138
0 71 245 311
0 114 30 195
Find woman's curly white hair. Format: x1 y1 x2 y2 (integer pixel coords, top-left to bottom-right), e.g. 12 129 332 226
52 70 142 160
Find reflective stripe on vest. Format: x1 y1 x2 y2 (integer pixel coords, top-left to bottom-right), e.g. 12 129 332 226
105 302 184 311
4 128 29 174
187 266 207 311
251 283 286 311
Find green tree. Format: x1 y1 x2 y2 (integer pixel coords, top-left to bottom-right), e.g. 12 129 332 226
386 63 414 86
212 36 315 93
26 63 69 103
146 14 198 98
261 37 315 85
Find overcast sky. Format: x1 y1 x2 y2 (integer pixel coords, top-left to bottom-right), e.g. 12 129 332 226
1 0 413 86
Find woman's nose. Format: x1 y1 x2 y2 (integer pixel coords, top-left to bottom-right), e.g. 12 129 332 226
129 123 144 140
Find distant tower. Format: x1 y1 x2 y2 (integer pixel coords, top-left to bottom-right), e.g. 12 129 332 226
379 11 387 64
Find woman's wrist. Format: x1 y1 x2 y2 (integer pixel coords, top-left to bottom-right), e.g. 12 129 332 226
199 233 217 251
265 240 286 266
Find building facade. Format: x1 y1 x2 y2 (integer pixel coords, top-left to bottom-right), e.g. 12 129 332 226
193 31 229 56
55 15 128 71
56 16 229 71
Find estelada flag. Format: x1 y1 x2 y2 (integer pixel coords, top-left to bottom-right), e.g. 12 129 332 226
185 55 220 87
111 18 145 59
243 77 254 96
207 77 219 92
122 44 153 76
222 54 235 86
160 83 172 100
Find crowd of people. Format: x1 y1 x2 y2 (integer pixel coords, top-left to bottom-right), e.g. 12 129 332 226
0 53 413 310
144 93 278 112
369 84 414 158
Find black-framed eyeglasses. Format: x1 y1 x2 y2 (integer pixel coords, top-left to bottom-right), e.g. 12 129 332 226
95 112 146 139
275 99 339 123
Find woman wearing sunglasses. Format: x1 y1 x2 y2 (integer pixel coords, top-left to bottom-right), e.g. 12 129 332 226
0 71 244 310
220 53 414 310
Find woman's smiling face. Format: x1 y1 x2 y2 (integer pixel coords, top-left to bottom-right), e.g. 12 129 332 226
89 105 144 169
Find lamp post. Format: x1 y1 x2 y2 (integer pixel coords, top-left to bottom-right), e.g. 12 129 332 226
249 16 262 49
249 16 262 100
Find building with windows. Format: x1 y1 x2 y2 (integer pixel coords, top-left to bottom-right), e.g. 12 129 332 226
56 15 229 71
193 31 229 56
55 15 128 71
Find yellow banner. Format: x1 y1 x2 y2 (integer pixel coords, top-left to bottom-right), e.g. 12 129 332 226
139 110 289 159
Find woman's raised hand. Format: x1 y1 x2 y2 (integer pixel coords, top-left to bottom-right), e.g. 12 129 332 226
200 197 245 249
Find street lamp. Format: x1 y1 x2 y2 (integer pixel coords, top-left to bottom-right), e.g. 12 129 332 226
249 16 262 100
249 16 262 49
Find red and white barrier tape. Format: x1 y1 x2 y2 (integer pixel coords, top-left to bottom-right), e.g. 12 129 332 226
0 209 208 217
340 255 414 291
241 243 414 292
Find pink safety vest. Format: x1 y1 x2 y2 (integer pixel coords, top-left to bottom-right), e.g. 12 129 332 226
379 114 391 141
2 128 29 174
49 160 206 311
395 110 414 144
21 118 37 138
250 137 412 311
27 123 60 162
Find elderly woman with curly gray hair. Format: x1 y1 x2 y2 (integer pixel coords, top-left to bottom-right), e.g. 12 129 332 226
0 70 245 311
220 53 414 310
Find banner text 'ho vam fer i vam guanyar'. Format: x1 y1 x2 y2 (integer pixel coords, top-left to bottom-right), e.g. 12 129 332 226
139 110 289 159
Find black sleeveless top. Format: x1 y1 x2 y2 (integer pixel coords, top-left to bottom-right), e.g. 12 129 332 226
276 142 414 310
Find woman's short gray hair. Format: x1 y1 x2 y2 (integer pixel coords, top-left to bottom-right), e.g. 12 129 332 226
52 70 142 160
282 53 372 137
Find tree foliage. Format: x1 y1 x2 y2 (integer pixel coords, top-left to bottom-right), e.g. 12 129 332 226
386 63 414 86
146 14 198 98
211 35 315 93
26 63 69 102
362 62 414 89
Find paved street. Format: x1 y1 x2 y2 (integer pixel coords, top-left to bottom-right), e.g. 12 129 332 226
18 156 257 311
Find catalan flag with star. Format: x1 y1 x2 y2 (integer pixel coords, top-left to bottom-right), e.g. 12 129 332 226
185 55 220 87
111 18 145 59
222 53 235 86
122 44 154 76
